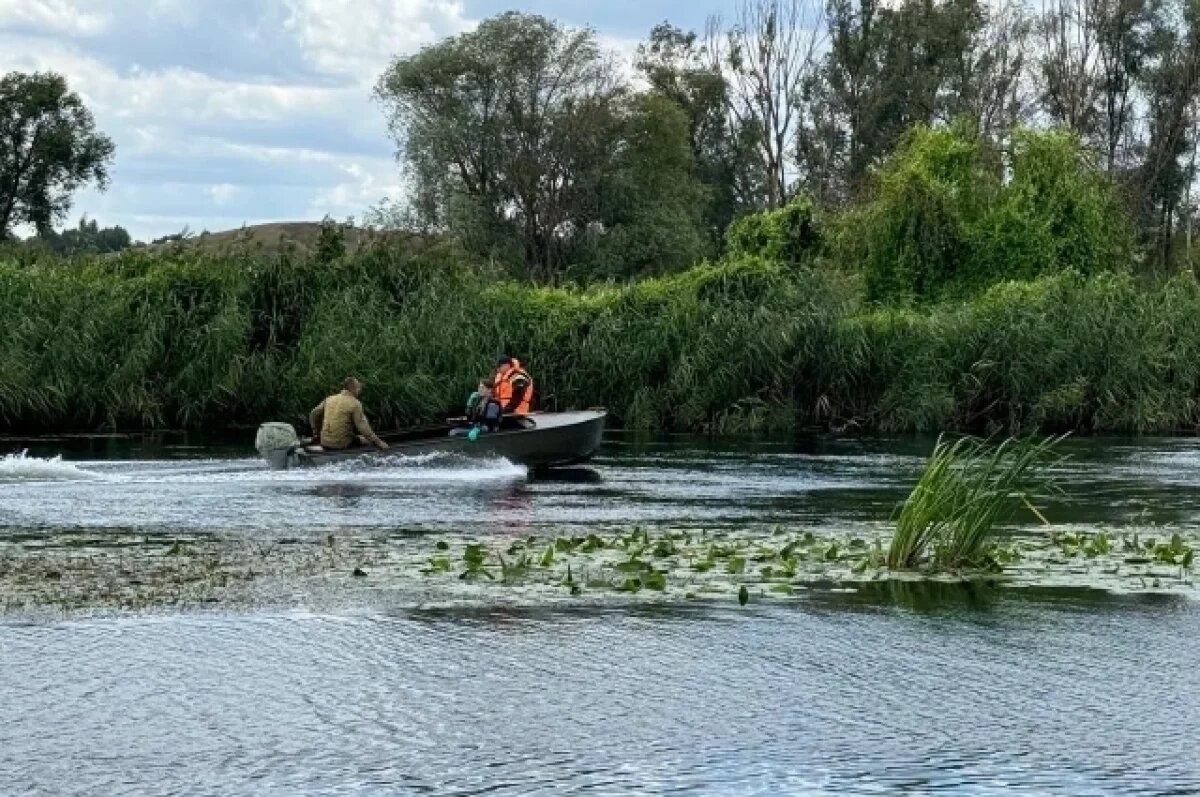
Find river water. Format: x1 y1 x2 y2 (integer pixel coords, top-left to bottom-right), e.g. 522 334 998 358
2 433 1199 795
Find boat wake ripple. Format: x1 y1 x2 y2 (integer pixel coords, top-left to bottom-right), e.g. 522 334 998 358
0 449 527 485
0 450 100 482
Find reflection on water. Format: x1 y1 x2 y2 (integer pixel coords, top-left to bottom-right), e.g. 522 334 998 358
4 432 1200 794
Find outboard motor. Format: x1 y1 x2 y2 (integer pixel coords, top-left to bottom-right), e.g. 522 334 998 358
255 422 299 469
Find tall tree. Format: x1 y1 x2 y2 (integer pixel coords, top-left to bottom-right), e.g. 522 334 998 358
377 12 710 281
796 0 999 203
941 0 1033 143
582 95 709 277
0 71 114 238
1036 0 1102 138
706 0 826 208
636 23 748 247
1093 0 1156 170
1136 0 1200 267
376 13 622 279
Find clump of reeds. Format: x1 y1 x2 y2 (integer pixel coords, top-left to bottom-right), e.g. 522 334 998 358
887 434 1063 570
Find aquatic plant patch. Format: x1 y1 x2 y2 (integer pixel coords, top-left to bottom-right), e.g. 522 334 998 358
1 524 1195 616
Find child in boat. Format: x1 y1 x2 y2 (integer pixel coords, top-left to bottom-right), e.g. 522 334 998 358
465 380 491 421
454 380 502 437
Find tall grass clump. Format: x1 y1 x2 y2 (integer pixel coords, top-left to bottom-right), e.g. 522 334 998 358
887 434 1063 570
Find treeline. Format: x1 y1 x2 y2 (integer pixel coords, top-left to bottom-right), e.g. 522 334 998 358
31 217 132 255
376 1 1200 282
2 74 1197 435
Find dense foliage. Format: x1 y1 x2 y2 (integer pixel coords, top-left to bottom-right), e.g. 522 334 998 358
847 125 1133 302
372 1 1200 280
5 234 1200 436
7 4 1200 436
36 217 131 254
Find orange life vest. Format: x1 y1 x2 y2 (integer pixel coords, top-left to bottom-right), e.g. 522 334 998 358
493 359 534 415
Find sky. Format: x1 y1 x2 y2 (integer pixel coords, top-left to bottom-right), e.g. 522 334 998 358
0 0 713 241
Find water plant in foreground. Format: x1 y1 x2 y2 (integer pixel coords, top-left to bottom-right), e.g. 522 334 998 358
887 434 1063 570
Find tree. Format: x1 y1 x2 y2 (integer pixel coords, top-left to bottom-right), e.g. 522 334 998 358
579 94 709 277
636 23 753 248
39 215 131 254
1093 0 1156 170
0 72 114 238
706 0 826 209
796 0 1004 204
1037 0 1104 142
376 13 622 280
377 12 711 281
1135 0 1200 268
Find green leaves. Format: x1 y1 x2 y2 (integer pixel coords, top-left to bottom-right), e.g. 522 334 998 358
375 13 707 281
1152 534 1194 569
0 71 115 238
856 125 1132 304
888 434 1063 571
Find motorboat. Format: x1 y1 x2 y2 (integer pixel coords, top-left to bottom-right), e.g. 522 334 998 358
254 410 606 471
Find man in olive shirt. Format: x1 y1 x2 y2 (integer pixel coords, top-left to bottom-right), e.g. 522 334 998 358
309 377 389 450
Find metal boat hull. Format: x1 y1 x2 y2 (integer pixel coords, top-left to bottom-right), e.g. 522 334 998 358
263 410 606 470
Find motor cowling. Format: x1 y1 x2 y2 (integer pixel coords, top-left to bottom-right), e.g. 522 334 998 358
255 422 299 469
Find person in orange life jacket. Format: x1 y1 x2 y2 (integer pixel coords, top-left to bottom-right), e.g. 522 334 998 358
490 355 534 416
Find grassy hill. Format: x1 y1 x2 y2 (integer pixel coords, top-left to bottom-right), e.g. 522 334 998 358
142 221 422 256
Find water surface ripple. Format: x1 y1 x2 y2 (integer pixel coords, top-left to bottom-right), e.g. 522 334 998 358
3 434 1200 794
2 598 1197 795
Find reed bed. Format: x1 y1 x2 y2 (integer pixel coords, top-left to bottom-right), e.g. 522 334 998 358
887 434 1063 570
3 242 1200 435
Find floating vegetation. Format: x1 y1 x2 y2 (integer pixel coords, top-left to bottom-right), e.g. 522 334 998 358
887 434 1063 570
1 521 1196 616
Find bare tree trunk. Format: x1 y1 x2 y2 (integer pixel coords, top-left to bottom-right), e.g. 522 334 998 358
1187 110 1198 263
1036 0 1101 143
705 0 826 208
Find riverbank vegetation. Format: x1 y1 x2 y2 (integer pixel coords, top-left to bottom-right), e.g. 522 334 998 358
7 1 1200 436
6 221 1200 435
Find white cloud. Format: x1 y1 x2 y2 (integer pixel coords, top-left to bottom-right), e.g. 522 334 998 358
208 183 241 205
0 0 475 240
0 0 109 36
308 160 406 217
282 0 472 80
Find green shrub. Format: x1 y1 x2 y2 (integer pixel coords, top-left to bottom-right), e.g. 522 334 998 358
855 124 1133 303
2 238 1199 437
725 194 821 267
